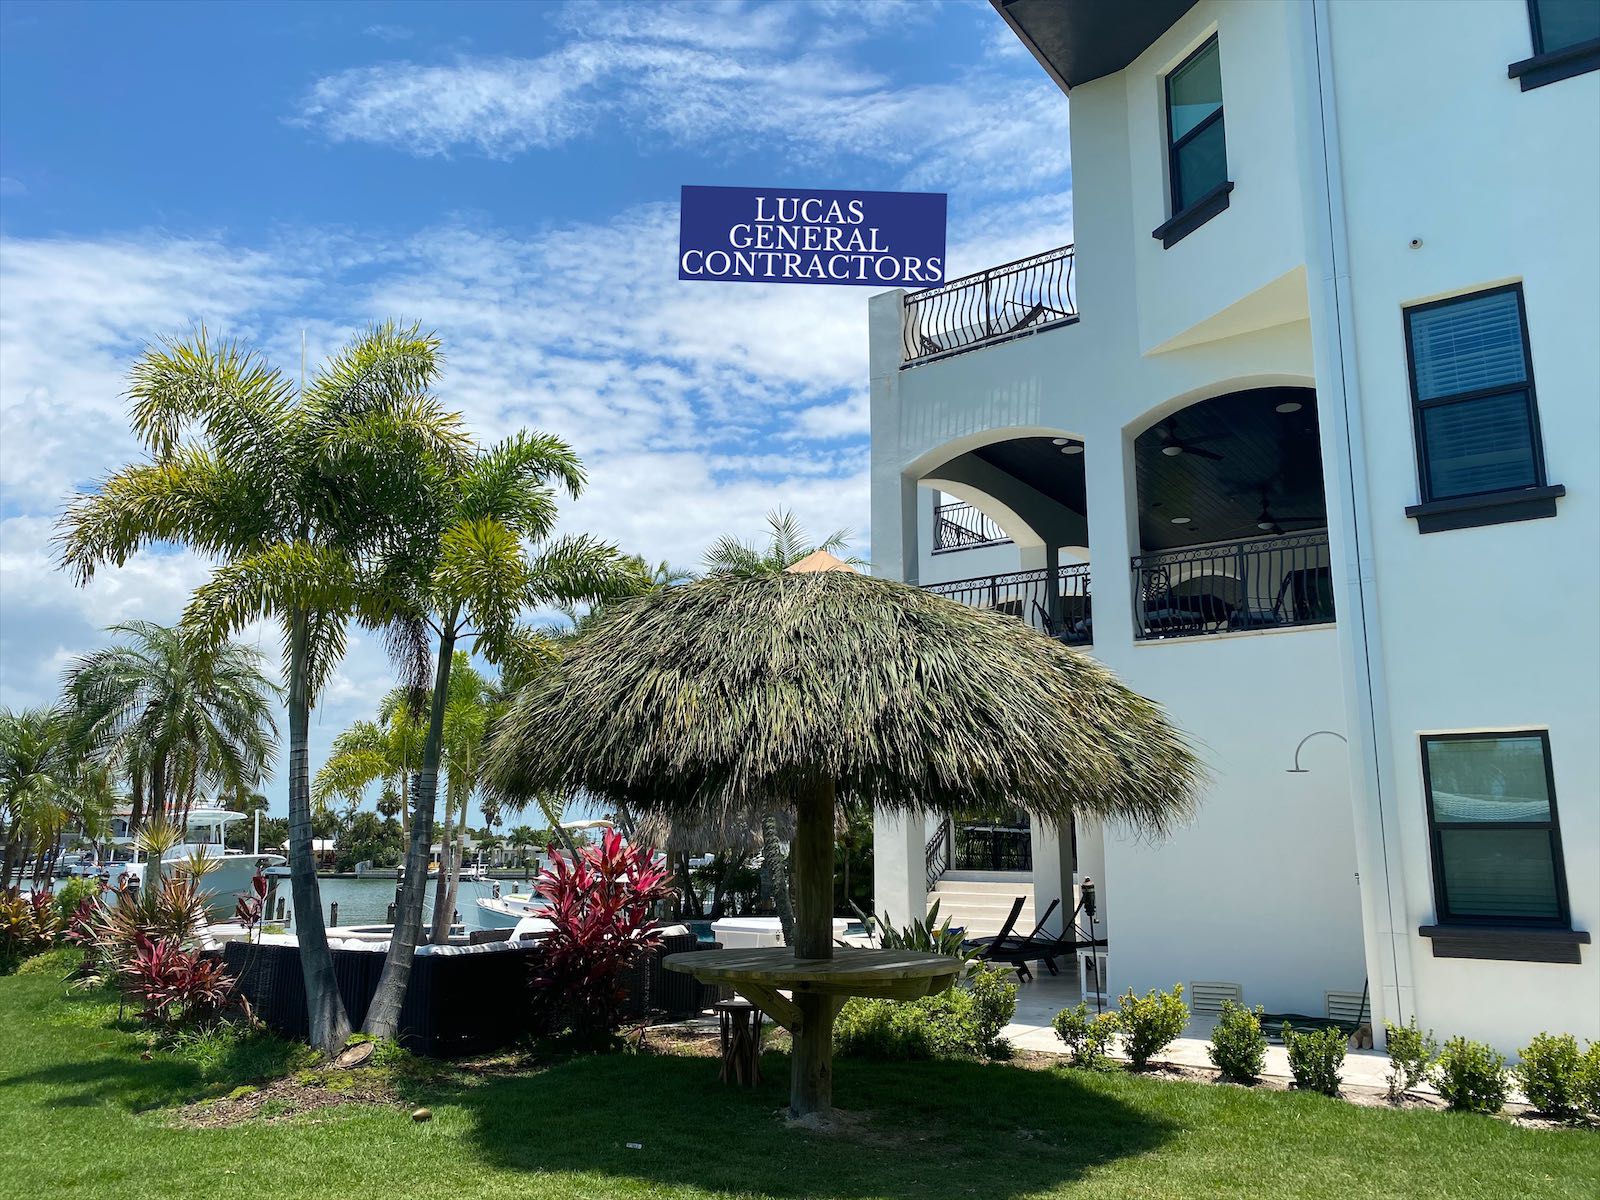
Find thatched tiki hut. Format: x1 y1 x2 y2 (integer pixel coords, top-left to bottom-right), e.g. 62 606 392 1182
484 566 1202 1118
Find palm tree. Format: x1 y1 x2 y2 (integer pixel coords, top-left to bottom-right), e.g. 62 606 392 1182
62 622 278 834
312 689 426 845
702 508 862 577
485 568 1204 1118
0 708 83 884
360 430 631 1039
428 655 496 943
506 824 541 880
57 323 468 1053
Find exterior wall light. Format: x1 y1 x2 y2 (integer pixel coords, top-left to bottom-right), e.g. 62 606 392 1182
1287 729 1348 773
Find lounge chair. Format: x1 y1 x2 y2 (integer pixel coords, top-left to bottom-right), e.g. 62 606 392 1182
958 895 1025 956
968 898 1062 982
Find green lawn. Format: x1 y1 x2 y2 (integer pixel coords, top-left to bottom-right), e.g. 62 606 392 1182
2 952 1595 1200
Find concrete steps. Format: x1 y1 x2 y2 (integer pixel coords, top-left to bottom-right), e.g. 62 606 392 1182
929 877 1034 938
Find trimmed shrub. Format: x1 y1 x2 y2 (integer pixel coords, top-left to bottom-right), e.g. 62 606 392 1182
836 964 1017 1061
1284 1024 1346 1096
1208 1000 1267 1082
1577 1042 1600 1119
1514 1032 1586 1118
1433 1036 1509 1114
1115 984 1188 1070
1052 1001 1119 1070
1384 1017 1437 1101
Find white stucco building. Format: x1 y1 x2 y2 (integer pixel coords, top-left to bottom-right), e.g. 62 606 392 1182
871 0 1599 1053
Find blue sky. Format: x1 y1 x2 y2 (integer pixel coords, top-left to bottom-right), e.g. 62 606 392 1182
0 0 1071 823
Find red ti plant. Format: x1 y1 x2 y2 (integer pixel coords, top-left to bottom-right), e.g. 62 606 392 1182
235 872 267 934
121 932 236 1027
530 828 676 1046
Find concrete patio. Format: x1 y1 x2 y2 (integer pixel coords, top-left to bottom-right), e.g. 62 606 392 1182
1002 968 1399 1091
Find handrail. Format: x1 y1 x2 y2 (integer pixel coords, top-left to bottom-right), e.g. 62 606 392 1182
924 821 950 891
1130 530 1334 641
922 563 1092 647
902 244 1077 367
932 501 1012 552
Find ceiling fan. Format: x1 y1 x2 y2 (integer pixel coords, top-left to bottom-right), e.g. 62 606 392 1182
1154 417 1224 461
1232 489 1323 535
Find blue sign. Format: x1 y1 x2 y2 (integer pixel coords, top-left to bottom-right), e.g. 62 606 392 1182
678 185 947 288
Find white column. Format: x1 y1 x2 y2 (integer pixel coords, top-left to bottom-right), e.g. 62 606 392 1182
873 808 928 926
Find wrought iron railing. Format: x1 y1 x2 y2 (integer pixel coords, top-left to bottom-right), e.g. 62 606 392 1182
925 821 951 891
933 501 1012 553
902 244 1077 367
954 824 1033 873
922 563 1092 646
1130 530 1334 641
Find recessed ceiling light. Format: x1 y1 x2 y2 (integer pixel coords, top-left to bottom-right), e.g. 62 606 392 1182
1170 516 1191 525
1161 444 1184 457
1059 443 1083 455
1275 401 1303 413
1258 520 1276 531
1052 437 1070 445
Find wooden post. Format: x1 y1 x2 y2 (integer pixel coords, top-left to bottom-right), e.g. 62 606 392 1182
788 777 836 1119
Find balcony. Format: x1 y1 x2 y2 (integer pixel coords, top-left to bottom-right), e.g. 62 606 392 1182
1131 531 1335 641
902 244 1077 367
922 563 1092 646
933 500 1014 553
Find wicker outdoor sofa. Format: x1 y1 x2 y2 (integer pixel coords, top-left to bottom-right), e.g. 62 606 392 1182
223 928 722 1056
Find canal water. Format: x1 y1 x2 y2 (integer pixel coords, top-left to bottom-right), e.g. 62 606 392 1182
53 873 521 932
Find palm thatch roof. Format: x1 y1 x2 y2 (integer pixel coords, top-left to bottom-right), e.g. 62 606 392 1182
484 570 1202 833
633 805 847 856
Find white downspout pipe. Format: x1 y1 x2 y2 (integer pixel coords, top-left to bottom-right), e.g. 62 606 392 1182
1297 0 1415 1033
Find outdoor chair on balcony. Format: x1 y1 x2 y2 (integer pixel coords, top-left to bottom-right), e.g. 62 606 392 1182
1033 599 1092 646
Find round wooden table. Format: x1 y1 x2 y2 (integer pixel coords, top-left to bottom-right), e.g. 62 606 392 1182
664 946 964 1045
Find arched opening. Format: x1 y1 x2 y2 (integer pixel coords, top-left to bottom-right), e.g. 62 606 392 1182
917 432 1093 647
1130 386 1333 639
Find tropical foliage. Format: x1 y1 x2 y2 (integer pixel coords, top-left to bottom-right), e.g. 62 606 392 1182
57 322 468 1051
62 621 278 833
528 829 675 1048
360 426 631 1039
1 706 111 885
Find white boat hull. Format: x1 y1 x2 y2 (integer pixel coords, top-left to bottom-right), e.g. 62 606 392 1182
186 854 285 914
475 894 544 930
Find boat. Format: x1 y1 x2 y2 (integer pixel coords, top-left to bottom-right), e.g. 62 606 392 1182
475 886 545 930
99 807 285 916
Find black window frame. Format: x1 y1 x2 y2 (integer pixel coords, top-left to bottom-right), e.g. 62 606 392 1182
1153 34 1233 248
1419 730 1572 930
1402 282 1551 505
1510 0 1600 90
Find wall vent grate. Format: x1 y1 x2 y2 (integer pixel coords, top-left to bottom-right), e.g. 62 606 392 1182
1190 981 1244 1013
1325 990 1370 1025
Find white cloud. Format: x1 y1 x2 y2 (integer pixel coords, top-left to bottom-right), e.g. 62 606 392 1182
363 23 414 43
293 3 1068 193
0 173 1072 816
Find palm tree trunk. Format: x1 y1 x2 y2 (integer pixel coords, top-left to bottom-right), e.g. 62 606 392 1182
129 766 146 836
149 752 167 826
429 799 456 944
284 614 352 1053
441 806 467 940
364 623 455 1039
